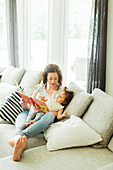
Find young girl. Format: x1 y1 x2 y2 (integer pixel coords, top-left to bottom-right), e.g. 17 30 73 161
26 87 74 127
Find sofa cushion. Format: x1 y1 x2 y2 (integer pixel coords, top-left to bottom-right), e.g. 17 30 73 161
108 136 113 152
0 83 17 105
68 82 83 95
44 115 102 151
83 88 113 148
0 117 11 124
0 124 46 158
1 66 25 85
0 91 23 124
0 67 6 74
0 146 113 170
66 92 93 118
20 70 42 96
98 162 113 170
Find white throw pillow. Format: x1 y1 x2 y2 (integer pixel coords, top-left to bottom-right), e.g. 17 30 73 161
20 70 42 96
1 67 25 85
0 83 17 105
44 115 102 151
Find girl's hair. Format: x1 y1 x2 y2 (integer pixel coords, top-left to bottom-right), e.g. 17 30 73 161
62 87 74 107
42 64 63 89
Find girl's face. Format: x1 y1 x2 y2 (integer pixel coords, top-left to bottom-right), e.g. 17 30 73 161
47 72 59 88
55 91 66 104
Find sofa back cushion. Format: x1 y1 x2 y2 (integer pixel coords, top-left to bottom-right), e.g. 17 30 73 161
0 83 17 105
68 82 83 95
65 82 93 118
83 88 113 148
1 67 25 85
66 92 93 118
108 136 113 152
20 69 42 96
0 67 6 74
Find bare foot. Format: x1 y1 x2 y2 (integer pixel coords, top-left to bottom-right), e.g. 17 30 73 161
8 135 21 146
12 136 27 161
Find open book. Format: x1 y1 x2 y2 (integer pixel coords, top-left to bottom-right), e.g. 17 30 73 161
18 92 49 112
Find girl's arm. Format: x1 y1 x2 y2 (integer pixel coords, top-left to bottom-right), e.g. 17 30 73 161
57 109 67 120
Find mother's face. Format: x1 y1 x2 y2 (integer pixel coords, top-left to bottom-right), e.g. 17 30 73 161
47 72 59 88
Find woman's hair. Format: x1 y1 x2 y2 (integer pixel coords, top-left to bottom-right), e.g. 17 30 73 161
42 64 63 88
62 87 74 107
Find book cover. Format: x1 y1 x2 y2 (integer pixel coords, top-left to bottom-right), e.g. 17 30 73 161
18 92 49 112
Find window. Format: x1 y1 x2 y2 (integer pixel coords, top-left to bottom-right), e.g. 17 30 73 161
30 0 48 70
0 0 8 67
3 0 92 91
66 0 92 90
17 0 48 70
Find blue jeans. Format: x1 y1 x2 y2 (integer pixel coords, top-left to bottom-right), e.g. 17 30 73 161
15 111 55 139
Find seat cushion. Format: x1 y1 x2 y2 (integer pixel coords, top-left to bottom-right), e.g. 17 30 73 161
0 146 113 170
0 124 46 159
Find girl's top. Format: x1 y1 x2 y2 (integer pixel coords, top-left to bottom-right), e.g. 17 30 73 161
26 83 62 122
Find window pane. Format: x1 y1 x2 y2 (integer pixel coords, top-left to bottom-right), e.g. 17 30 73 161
66 0 92 90
0 0 8 67
30 0 48 71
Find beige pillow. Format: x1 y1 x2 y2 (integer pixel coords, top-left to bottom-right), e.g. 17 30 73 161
68 82 83 95
83 88 113 148
1 67 25 85
0 67 6 74
44 115 102 151
66 92 93 118
0 83 17 105
20 70 42 96
108 137 113 152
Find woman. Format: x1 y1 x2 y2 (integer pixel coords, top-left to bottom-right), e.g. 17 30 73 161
9 64 65 161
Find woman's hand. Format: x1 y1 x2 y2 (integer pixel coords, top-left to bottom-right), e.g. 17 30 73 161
32 104 41 112
32 104 47 114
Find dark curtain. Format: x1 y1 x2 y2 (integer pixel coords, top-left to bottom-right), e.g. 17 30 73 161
87 0 108 93
5 0 19 67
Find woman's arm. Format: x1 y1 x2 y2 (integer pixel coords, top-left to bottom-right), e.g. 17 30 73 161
20 90 37 110
32 90 37 99
57 109 67 120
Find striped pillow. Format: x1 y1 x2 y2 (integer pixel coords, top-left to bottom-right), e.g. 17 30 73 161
0 91 24 124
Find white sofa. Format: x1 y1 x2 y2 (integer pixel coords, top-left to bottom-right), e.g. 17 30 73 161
0 66 113 170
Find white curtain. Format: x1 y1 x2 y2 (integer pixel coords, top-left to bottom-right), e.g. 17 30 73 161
5 0 19 67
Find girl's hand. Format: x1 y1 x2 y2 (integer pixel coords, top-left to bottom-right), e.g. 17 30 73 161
26 120 35 128
39 96 45 101
20 98 28 109
63 111 67 117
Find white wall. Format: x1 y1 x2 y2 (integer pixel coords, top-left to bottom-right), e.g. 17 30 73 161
106 0 113 97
